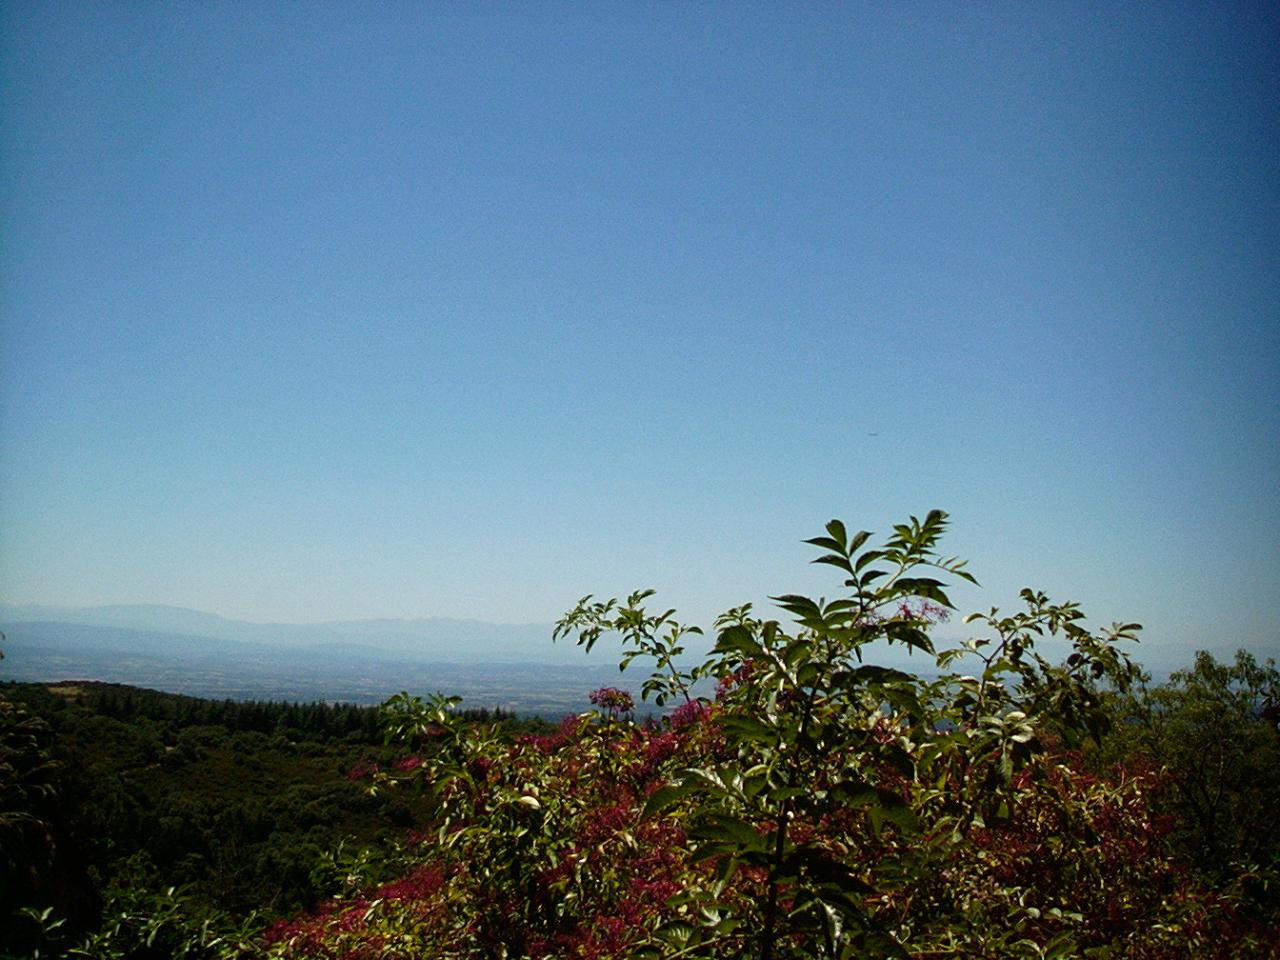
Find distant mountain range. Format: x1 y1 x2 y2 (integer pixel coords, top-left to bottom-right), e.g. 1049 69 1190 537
0 602 617 663
0 603 633 714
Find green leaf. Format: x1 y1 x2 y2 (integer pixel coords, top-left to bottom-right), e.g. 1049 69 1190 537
847 529 872 553
804 536 845 553
690 814 768 853
717 713 778 745
813 554 856 574
773 594 831 632
853 549 884 572
844 664 914 684
783 848 873 895
714 624 764 659
642 783 692 819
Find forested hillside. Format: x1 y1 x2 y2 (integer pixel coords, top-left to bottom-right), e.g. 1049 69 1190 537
3 513 1278 958
0 680 538 957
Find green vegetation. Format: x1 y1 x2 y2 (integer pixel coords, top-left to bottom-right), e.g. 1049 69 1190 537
1092 649 1280 891
2 512 1277 957
0 680 537 958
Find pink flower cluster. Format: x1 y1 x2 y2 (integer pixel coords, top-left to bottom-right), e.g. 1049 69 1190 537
589 686 635 716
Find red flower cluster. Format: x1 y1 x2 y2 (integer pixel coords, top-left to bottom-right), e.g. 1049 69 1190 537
262 865 447 956
669 698 711 730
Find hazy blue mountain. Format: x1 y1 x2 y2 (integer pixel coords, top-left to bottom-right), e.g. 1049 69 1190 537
0 611 633 716
0 620 269 660
0 603 604 664
0 603 248 639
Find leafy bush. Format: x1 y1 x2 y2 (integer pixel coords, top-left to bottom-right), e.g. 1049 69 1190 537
1095 649 1280 921
262 511 1280 959
1 691 63 958
0 683 440 958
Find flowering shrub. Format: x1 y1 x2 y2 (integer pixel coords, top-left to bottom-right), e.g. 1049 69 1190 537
588 687 635 719
262 512 1280 959
266 687 725 958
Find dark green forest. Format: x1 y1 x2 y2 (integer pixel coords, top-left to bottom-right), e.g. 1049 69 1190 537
3 513 1279 958
0 680 541 958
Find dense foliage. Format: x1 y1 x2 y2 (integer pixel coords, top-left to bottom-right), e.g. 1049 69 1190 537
256 512 1279 959
1091 650 1280 900
0 683 532 958
4 512 1277 958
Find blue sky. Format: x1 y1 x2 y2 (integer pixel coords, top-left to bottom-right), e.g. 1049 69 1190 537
2 3 1276 671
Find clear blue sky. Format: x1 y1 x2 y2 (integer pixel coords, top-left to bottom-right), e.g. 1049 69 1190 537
2 3 1276 671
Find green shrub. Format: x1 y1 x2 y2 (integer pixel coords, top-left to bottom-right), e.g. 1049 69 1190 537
262 511 1280 959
